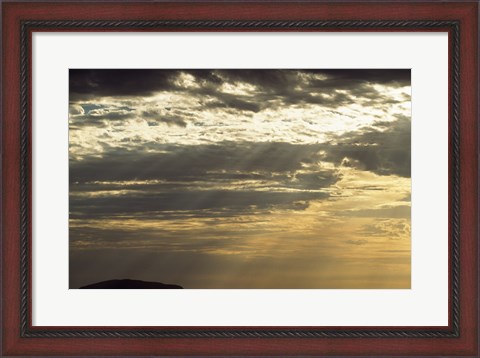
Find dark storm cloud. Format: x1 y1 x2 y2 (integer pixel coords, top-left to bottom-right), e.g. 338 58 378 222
212 69 410 109
71 206 268 222
69 141 340 219
69 114 410 227
310 69 411 86
202 69 410 111
70 173 331 194
204 97 261 113
69 69 225 100
77 111 134 121
323 114 411 177
69 112 410 205
293 172 340 190
142 110 188 127
69 69 177 100
70 141 327 183
70 69 410 111
216 69 410 90
69 190 329 220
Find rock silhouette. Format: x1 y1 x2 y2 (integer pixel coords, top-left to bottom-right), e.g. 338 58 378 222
79 279 183 289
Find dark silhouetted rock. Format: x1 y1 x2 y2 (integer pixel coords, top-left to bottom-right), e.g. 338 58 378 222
79 279 183 289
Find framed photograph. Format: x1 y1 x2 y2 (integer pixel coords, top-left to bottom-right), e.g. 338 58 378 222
2 1 478 356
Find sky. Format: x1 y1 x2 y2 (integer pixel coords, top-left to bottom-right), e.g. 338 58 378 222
69 69 411 289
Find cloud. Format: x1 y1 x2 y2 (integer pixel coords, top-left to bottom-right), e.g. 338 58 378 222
69 141 341 219
69 190 329 220
323 115 411 177
293 171 340 190
339 205 410 219
69 104 136 127
70 69 410 112
204 97 261 113
142 110 188 127
358 219 410 239
69 69 178 99
311 69 411 86
69 104 84 115
69 141 328 183
68 113 411 221
212 69 410 109
216 69 410 90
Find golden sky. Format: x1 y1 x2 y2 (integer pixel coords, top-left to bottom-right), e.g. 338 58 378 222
69 69 411 289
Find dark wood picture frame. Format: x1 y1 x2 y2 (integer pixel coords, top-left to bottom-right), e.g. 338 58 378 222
2 1 478 356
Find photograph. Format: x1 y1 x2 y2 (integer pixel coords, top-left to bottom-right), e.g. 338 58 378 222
69 69 412 289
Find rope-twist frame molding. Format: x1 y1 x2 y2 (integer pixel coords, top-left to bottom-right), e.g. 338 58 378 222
19 19 460 339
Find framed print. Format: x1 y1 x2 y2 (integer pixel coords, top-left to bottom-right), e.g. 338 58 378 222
2 1 478 356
